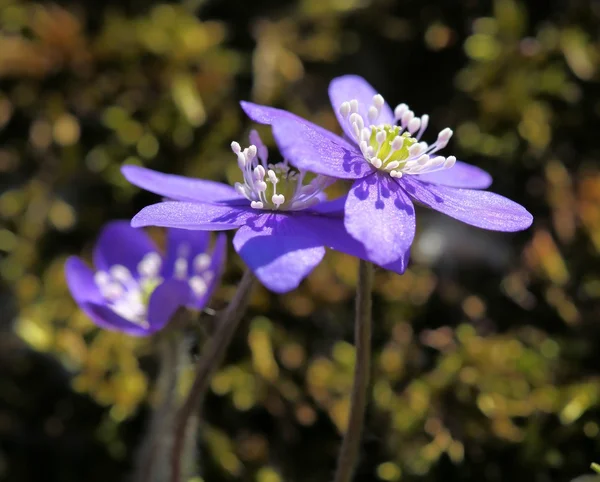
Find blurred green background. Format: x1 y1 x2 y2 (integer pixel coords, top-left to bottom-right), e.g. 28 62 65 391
0 0 599 480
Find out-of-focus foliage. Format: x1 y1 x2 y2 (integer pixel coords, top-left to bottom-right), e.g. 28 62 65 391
0 0 599 481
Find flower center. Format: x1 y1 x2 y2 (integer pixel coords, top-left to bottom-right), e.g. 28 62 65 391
93 247 215 326
94 254 162 327
231 135 330 211
339 95 456 179
171 243 215 298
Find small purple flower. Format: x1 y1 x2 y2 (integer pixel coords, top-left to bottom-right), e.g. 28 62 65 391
65 221 226 336
122 131 407 294
241 75 534 266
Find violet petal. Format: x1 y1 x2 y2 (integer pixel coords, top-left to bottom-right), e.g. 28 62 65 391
272 116 373 179
413 161 492 189
81 302 153 336
400 176 533 232
93 221 156 278
65 256 104 305
329 75 394 139
122 165 243 203
131 201 259 231
147 279 191 333
344 173 416 265
232 213 325 293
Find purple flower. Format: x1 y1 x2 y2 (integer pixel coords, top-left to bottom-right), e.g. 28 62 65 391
241 75 533 266
65 221 226 336
122 131 407 294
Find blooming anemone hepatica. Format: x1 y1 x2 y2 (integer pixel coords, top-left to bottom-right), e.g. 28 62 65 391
65 221 226 336
122 130 408 294
241 75 533 267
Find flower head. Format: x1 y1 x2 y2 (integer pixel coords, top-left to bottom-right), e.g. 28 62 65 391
122 130 408 294
65 221 226 336
231 131 330 211
337 94 455 178
241 75 533 267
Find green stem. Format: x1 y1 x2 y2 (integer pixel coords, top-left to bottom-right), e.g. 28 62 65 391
170 269 256 482
333 260 374 482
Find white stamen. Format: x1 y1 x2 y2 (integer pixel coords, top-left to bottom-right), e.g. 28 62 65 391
368 106 379 123
408 143 425 158
110 265 133 283
394 103 408 120
430 156 446 167
174 258 188 279
94 271 110 288
235 183 248 197
401 110 414 128
231 141 241 154
437 128 453 145
359 140 369 155
336 96 455 180
417 154 430 165
272 194 285 207
268 170 278 184
417 114 429 139
360 128 371 142
138 252 161 278
104 282 124 300
349 113 364 131
232 133 331 211
193 253 211 272
408 117 421 134
339 102 351 118
189 276 208 297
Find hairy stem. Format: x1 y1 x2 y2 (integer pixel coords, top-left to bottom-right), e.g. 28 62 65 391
170 270 256 482
333 260 374 482
133 328 188 482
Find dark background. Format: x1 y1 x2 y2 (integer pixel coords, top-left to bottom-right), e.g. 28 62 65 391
1 0 599 481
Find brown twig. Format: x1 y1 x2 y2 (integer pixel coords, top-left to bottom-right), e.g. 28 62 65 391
333 260 374 482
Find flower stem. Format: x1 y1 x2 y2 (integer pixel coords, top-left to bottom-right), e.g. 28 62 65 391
170 269 256 482
333 260 374 482
133 327 188 482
